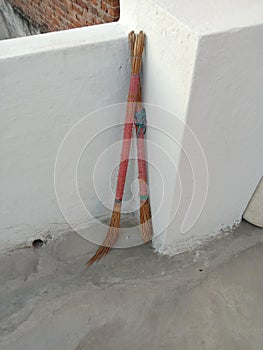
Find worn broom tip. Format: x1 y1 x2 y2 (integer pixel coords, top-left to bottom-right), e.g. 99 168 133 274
131 31 145 75
86 203 121 266
140 199 153 243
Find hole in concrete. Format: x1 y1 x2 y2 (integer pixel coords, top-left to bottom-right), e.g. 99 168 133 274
199 269 203 272
32 239 44 249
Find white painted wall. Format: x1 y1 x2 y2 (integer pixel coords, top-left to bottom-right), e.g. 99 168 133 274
0 23 130 250
1 0 263 254
121 0 263 253
163 26 263 253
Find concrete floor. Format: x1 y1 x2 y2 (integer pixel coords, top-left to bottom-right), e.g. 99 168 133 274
0 221 263 350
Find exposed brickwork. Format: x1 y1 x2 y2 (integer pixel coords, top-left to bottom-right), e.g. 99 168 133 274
8 0 120 32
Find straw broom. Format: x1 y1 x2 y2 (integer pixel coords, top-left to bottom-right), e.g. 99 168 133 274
136 90 153 243
131 32 153 243
87 32 145 265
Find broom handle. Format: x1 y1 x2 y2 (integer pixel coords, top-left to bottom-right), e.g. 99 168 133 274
115 74 140 202
115 31 144 202
135 79 149 202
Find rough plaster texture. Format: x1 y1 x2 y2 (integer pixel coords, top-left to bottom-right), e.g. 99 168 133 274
163 25 263 253
0 23 130 251
0 0 263 254
0 222 263 350
120 0 263 253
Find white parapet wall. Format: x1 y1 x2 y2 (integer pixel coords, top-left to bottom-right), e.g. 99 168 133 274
0 0 263 254
0 23 130 250
120 0 263 253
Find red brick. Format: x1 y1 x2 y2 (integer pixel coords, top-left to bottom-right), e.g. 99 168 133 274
89 4 98 16
94 17 103 24
72 3 84 16
69 18 82 27
101 2 106 12
54 5 65 18
102 14 115 23
104 0 119 7
82 11 94 23
107 6 119 18
76 0 88 9
8 0 119 32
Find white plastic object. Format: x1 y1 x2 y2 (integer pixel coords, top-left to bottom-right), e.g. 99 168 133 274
243 177 263 228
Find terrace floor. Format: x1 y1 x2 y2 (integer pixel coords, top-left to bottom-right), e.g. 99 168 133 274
0 221 263 350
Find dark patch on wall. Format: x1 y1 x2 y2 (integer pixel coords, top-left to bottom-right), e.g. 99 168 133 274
0 0 43 40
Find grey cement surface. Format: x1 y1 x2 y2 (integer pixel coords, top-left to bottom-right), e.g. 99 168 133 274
0 221 263 350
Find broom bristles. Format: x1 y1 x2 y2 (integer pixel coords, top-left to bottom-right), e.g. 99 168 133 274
140 199 153 243
131 31 144 75
87 32 146 266
86 203 121 266
133 44 153 244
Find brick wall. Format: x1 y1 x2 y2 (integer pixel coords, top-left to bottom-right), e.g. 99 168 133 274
8 0 120 32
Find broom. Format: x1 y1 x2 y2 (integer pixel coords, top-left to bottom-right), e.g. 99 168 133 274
131 33 153 243
87 32 145 265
